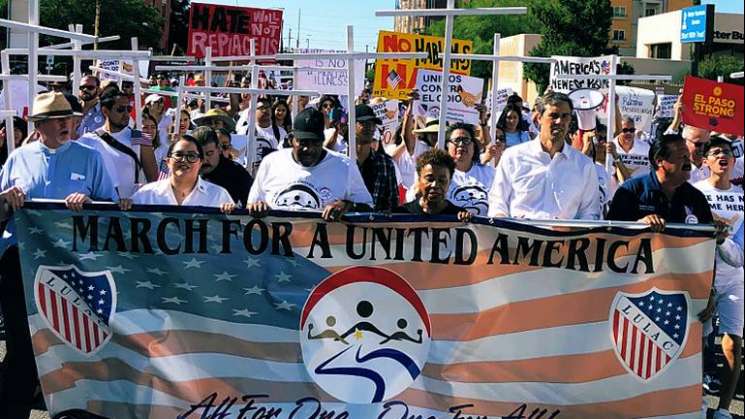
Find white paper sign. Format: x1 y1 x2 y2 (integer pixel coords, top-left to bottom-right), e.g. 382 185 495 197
549 55 614 93
598 85 656 134
486 87 514 119
415 69 484 124
0 79 46 116
656 94 679 119
370 99 400 146
294 48 364 97
95 59 150 81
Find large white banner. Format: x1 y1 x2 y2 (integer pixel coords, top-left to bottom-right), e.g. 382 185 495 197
415 69 484 124
598 86 657 134
549 55 614 93
294 48 365 97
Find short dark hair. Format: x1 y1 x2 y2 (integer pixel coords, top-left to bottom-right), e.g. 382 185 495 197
540 91 573 115
648 133 685 169
191 126 219 148
416 148 456 178
81 74 100 86
167 134 204 159
445 122 480 161
702 135 733 156
506 93 523 106
100 85 125 110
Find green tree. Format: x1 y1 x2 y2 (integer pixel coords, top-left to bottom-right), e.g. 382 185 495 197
698 54 743 83
169 0 190 55
426 0 542 81
39 0 164 51
524 0 613 93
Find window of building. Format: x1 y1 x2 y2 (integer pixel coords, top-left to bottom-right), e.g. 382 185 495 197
645 7 660 17
613 6 627 18
613 30 626 41
649 43 672 59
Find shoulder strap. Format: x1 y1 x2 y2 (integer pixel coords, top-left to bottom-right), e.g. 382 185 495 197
95 128 141 183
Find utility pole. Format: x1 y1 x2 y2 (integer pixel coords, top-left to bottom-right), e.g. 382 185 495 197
296 9 301 49
306 37 310 49
94 0 101 50
287 28 293 52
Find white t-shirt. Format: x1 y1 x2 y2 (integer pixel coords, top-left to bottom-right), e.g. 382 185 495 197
693 180 744 288
248 148 373 211
231 127 282 171
405 163 495 216
325 128 347 154
132 177 233 207
595 162 612 212
612 138 650 179
78 127 144 195
393 140 431 191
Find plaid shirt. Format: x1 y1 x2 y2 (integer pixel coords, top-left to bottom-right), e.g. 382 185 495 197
359 150 399 212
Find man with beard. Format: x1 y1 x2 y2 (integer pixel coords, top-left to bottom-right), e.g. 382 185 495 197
607 133 713 228
79 86 158 198
247 108 372 221
76 74 105 136
192 126 253 207
488 91 600 220
0 92 114 417
355 104 398 212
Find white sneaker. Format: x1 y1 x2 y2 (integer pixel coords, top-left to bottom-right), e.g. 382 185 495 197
712 408 733 419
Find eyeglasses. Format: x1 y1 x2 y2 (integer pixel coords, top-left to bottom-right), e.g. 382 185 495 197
621 128 636 134
321 103 335 109
449 137 473 146
168 152 201 163
79 85 97 91
706 149 733 157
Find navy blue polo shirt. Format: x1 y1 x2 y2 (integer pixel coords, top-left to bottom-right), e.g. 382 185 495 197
607 171 713 224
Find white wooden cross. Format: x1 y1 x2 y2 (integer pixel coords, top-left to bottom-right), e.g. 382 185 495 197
376 1 527 148
731 71 744 79
444 33 556 146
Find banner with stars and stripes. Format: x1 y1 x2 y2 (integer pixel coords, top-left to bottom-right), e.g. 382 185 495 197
13 202 715 419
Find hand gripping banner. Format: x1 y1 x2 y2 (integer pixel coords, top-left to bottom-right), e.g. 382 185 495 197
14 203 714 418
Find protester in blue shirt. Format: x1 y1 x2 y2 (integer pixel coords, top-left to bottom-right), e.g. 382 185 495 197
76 74 106 137
0 92 114 418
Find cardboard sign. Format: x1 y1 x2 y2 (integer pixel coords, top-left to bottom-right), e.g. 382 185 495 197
294 48 365 96
549 55 614 93
370 99 400 146
187 3 283 58
656 94 679 119
682 76 744 136
0 79 46 117
486 87 514 119
95 59 150 81
373 31 473 100
415 69 483 124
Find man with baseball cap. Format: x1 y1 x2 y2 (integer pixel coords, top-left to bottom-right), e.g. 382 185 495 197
355 104 399 212
247 108 372 221
0 92 115 417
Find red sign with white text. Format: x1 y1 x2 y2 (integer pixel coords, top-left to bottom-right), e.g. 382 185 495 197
682 76 744 136
187 3 283 58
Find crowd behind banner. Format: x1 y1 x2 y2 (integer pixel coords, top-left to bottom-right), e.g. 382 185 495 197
0 65 743 418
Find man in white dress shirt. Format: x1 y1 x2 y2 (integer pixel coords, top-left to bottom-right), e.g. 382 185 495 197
488 91 601 220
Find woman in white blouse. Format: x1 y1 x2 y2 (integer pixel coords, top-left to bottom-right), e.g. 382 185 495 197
120 135 235 212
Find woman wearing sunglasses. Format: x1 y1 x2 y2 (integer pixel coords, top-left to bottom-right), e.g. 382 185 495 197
120 135 235 212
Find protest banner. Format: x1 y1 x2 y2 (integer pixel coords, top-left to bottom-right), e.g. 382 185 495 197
94 59 150 82
370 98 400 146
597 85 656 134
17 203 712 418
373 30 473 100
486 86 514 119
187 2 283 58
294 48 365 97
415 69 483 124
682 76 744 136
656 94 680 119
549 55 614 93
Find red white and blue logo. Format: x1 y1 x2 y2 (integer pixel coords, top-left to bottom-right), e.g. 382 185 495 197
34 265 117 356
610 288 689 381
299 267 431 403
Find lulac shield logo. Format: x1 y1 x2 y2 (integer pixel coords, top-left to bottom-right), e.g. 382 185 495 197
610 288 689 381
300 266 431 403
34 265 117 355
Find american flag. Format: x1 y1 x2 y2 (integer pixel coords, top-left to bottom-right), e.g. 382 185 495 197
387 69 403 89
17 210 713 418
156 159 169 180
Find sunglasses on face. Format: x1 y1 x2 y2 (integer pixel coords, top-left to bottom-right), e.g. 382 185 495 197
449 137 473 146
219 143 231 150
706 149 733 157
621 128 636 134
168 152 201 163
79 85 97 91
321 103 334 109
114 105 133 113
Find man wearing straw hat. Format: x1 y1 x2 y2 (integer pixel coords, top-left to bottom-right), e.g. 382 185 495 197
0 92 115 417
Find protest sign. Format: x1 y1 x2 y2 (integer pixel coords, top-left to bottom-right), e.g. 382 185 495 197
370 98 400 145
373 30 473 100
682 76 744 136
486 86 514 119
187 2 283 58
656 94 679 119
415 69 483 124
549 55 614 93
18 203 712 418
94 59 150 81
294 48 365 97
0 79 46 117
596 86 656 134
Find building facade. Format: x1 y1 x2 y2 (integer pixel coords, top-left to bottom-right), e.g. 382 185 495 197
393 0 447 34
610 0 693 56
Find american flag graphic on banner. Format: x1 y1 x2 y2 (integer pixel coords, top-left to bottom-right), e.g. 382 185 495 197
14 205 715 418
387 69 403 89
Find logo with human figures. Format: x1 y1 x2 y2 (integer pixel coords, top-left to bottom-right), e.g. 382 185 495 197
299 266 431 403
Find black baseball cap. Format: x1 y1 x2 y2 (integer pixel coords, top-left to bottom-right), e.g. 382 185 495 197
355 104 382 125
293 108 325 141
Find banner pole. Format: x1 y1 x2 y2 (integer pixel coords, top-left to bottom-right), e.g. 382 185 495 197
605 55 618 177
27 0 39 134
204 47 212 110
489 33 501 148
247 39 259 172
437 0 456 149
1 51 14 154
131 37 143 130
347 25 357 161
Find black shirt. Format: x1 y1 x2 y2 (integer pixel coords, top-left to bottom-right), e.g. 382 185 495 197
607 171 713 224
201 156 253 207
394 199 463 215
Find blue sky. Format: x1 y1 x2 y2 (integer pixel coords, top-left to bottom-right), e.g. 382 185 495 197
201 0 743 52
